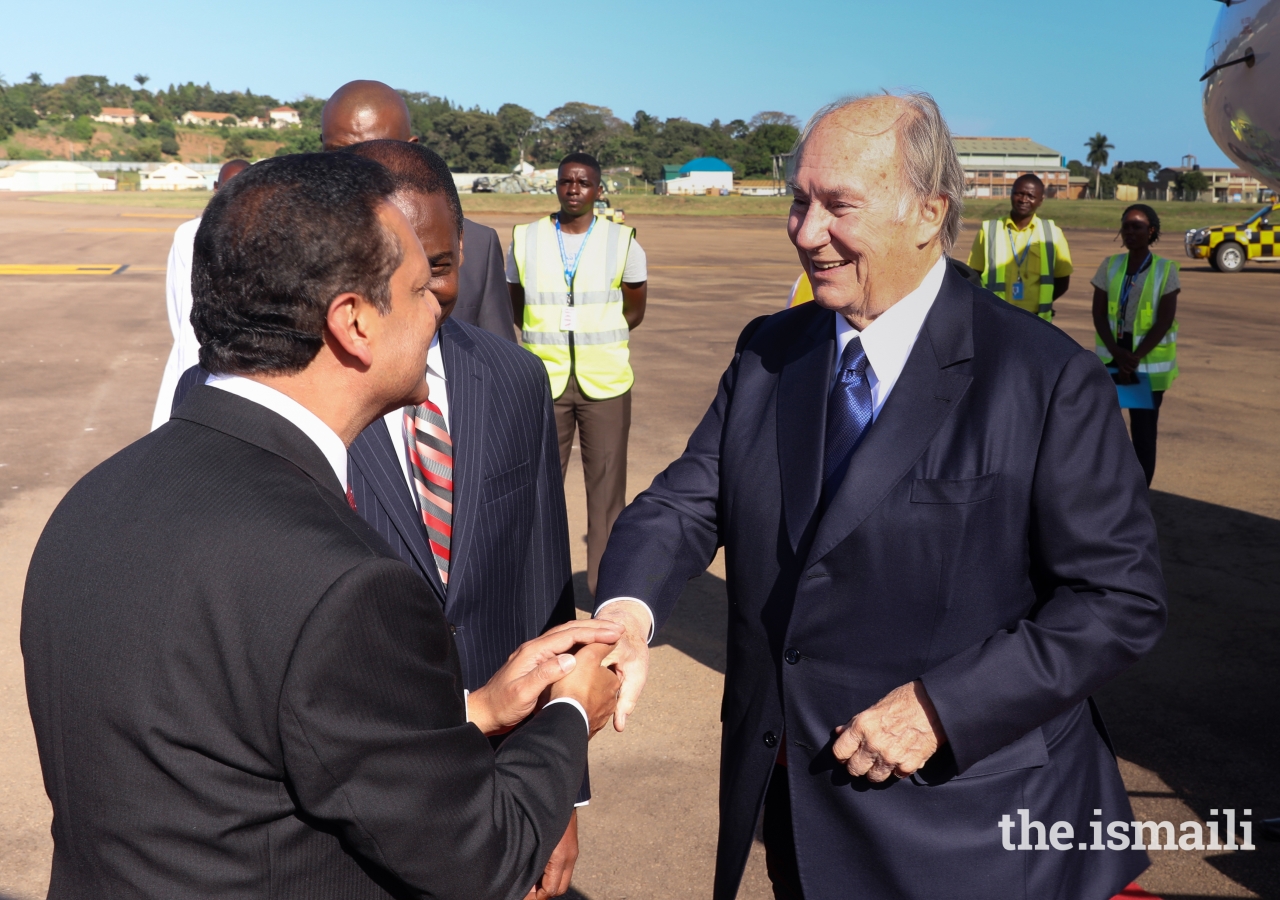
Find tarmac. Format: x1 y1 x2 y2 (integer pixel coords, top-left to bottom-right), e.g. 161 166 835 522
0 193 1277 899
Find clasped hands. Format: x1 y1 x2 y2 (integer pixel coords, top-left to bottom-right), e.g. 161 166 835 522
466 619 624 738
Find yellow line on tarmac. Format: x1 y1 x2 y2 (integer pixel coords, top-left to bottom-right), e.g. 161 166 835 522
65 227 175 233
0 264 125 276
119 213 197 219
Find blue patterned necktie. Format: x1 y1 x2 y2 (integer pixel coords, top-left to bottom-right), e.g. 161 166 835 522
823 336 874 501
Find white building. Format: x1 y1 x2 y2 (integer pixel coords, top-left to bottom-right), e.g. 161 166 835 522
270 107 301 128
93 107 151 126
952 137 1071 199
657 157 735 195
141 162 206 191
0 161 116 192
182 111 239 127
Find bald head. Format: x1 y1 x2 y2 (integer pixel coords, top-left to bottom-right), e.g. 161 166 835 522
214 158 250 190
322 80 419 151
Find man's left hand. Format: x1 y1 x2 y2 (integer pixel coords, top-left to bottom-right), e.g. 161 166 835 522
527 810 579 899
832 680 946 782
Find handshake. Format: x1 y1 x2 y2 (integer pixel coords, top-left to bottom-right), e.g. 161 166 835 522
466 619 626 738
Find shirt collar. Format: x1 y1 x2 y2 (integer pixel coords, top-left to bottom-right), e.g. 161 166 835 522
205 373 348 488
426 331 444 383
1005 214 1040 233
835 255 948 387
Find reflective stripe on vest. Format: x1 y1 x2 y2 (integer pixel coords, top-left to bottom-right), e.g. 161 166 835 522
982 216 1057 321
1094 252 1180 391
514 215 635 399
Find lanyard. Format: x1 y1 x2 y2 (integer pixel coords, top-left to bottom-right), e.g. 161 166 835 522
554 214 596 297
1005 221 1034 279
1117 253 1152 333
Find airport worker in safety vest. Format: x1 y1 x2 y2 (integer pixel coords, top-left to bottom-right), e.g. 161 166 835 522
508 152 648 596
967 173 1072 321
1091 203 1180 488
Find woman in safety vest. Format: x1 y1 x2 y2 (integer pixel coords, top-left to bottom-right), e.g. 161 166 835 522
1091 204 1181 487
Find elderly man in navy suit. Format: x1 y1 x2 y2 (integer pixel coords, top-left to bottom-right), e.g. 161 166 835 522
593 93 1167 900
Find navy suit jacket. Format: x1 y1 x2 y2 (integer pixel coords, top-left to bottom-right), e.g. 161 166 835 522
454 218 517 343
596 266 1167 900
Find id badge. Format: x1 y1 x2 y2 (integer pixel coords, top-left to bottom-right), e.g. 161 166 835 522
1011 280 1025 301
560 306 579 332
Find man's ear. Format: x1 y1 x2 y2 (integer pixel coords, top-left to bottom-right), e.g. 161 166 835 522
916 195 947 249
408 135 421 144
457 230 465 270
325 292 375 367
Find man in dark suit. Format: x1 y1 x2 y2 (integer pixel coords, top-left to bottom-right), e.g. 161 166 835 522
593 94 1168 900
322 79 516 342
342 139 585 899
22 151 621 900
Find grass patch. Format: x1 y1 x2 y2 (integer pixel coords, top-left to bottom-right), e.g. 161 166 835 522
33 191 212 209
461 192 794 217
959 198 1271 233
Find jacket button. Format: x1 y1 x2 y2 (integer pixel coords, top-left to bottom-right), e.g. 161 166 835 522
784 648 800 665
763 731 778 748
448 624 457 635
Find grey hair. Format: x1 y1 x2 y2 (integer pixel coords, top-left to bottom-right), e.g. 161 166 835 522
793 91 965 253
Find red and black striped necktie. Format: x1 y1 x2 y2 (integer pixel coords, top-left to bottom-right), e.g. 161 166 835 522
403 402 453 586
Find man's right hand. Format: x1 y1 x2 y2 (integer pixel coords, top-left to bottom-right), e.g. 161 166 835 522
594 600 651 732
467 620 622 737
550 642 622 737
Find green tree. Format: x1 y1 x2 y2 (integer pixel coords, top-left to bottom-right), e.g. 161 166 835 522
134 74 149 88
63 115 96 142
223 132 251 159
1084 132 1114 199
1112 160 1161 186
134 140 162 162
1177 169 1211 198
496 103 537 165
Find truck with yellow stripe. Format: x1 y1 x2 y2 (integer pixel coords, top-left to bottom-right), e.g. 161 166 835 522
1184 204 1275 272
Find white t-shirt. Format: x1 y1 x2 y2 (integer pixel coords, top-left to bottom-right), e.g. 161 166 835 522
505 225 647 284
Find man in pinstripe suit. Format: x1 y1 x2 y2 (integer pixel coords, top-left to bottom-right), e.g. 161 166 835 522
343 141 584 900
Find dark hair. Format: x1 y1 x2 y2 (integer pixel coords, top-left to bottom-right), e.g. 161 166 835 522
343 139 464 234
1013 173 1044 191
559 152 602 181
191 152 402 376
1121 203 1161 242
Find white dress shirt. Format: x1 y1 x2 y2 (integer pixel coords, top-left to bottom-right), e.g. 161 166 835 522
206 369 588 733
152 217 203 432
206 374 349 488
383 333 449 494
598 255 950 641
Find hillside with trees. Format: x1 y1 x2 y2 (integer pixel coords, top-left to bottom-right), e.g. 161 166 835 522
0 73 799 180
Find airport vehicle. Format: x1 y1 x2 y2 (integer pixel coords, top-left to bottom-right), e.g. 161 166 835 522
1202 0 1280 192
594 198 625 224
1185 204 1276 271
472 176 494 193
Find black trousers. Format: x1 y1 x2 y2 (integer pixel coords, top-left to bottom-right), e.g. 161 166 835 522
1128 390 1164 487
763 765 805 900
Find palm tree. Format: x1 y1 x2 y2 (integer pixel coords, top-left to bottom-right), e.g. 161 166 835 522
1085 133 1115 199
134 74 150 88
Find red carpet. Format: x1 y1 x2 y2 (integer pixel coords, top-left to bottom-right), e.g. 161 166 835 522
1111 884 1162 899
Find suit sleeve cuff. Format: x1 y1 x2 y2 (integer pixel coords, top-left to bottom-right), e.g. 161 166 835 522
544 697 589 731
595 597 655 644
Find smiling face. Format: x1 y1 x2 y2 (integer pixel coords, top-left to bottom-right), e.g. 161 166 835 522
1010 178 1044 221
392 189 463 322
787 98 947 324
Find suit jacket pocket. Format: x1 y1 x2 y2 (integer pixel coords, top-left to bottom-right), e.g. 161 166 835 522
911 725 1047 785
910 473 999 505
483 460 532 504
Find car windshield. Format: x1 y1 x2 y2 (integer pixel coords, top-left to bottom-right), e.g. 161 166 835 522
1243 204 1273 226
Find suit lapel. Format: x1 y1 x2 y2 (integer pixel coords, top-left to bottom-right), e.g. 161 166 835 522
440 319 487 611
805 269 975 567
777 307 836 554
348 418 447 602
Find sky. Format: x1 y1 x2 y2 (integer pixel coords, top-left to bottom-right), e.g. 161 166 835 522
2 0 1236 169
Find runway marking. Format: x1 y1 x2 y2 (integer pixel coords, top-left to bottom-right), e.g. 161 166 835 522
120 213 197 219
0 264 126 276
65 227 176 233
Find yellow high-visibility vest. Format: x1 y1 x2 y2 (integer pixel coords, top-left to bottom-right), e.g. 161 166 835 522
514 215 635 400
1095 252 1179 392
981 215 1059 320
